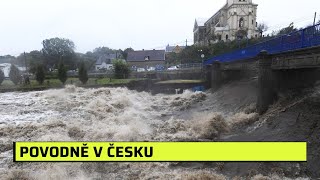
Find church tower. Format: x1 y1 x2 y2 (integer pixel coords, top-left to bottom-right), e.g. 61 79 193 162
226 0 258 39
194 0 259 46
227 0 253 6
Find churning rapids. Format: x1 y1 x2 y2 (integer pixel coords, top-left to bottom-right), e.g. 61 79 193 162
0 81 318 179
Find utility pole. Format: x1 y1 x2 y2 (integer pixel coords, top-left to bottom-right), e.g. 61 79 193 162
24 52 27 73
314 12 317 26
185 39 188 47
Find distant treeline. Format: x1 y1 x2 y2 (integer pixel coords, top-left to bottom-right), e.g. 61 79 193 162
0 37 134 74
0 55 16 64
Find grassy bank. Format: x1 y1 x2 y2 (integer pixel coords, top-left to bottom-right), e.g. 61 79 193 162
0 78 142 92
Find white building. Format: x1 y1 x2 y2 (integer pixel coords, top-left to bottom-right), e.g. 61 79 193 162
0 63 26 77
95 54 117 71
194 0 259 46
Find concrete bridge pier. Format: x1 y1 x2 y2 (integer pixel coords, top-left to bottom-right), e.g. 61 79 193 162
257 51 275 114
211 61 222 91
205 64 212 89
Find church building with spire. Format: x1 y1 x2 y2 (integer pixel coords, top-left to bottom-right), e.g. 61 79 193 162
194 0 259 46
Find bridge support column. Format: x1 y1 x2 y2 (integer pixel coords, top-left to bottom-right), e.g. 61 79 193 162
211 61 222 91
257 51 275 114
205 64 212 89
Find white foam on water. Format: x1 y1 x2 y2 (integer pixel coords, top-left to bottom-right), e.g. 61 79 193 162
0 85 309 179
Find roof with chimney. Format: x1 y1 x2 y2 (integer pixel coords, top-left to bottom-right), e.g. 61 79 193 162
127 50 165 62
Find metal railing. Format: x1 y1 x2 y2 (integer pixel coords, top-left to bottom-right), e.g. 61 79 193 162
179 63 202 69
204 23 320 65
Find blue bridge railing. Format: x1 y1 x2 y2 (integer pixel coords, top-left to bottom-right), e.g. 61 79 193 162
204 23 320 65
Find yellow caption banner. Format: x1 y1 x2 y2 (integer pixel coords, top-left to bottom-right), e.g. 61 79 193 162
14 142 307 162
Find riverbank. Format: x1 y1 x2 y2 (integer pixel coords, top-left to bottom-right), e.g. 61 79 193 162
171 79 320 179
0 78 137 93
0 78 205 94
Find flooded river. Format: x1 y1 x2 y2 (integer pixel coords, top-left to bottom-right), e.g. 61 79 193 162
0 82 316 179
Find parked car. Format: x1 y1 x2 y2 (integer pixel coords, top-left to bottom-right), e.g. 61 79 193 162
155 66 165 71
147 67 155 71
137 68 146 72
167 66 179 71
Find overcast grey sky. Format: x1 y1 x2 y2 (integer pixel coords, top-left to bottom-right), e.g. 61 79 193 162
0 0 319 56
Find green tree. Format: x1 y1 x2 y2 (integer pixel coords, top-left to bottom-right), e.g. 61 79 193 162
0 55 16 64
0 69 4 85
177 46 210 64
93 47 116 57
9 64 21 85
58 61 68 84
257 22 269 37
165 52 179 65
42 37 76 70
76 52 96 71
89 47 122 61
78 61 88 84
278 22 297 35
35 64 46 85
113 60 130 79
17 51 44 74
122 48 134 60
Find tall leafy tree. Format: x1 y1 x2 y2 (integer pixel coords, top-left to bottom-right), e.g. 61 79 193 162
17 51 44 74
177 46 210 64
89 46 122 60
78 61 88 84
0 55 16 64
35 64 46 85
122 48 134 60
9 64 21 85
257 22 269 37
0 69 5 85
58 61 68 84
42 37 76 70
93 47 116 57
113 60 130 79
76 52 96 71
278 22 297 35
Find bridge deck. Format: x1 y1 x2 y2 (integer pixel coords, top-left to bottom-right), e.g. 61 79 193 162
204 23 320 65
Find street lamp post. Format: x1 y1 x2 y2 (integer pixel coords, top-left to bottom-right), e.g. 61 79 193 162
198 49 204 63
201 54 205 69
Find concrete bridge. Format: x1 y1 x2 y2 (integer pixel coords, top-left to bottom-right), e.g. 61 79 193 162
205 23 320 114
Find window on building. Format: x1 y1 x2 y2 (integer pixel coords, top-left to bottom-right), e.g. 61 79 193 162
239 18 244 28
252 20 254 25
226 35 229 40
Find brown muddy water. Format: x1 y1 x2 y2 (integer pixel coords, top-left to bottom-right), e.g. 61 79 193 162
0 81 318 180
